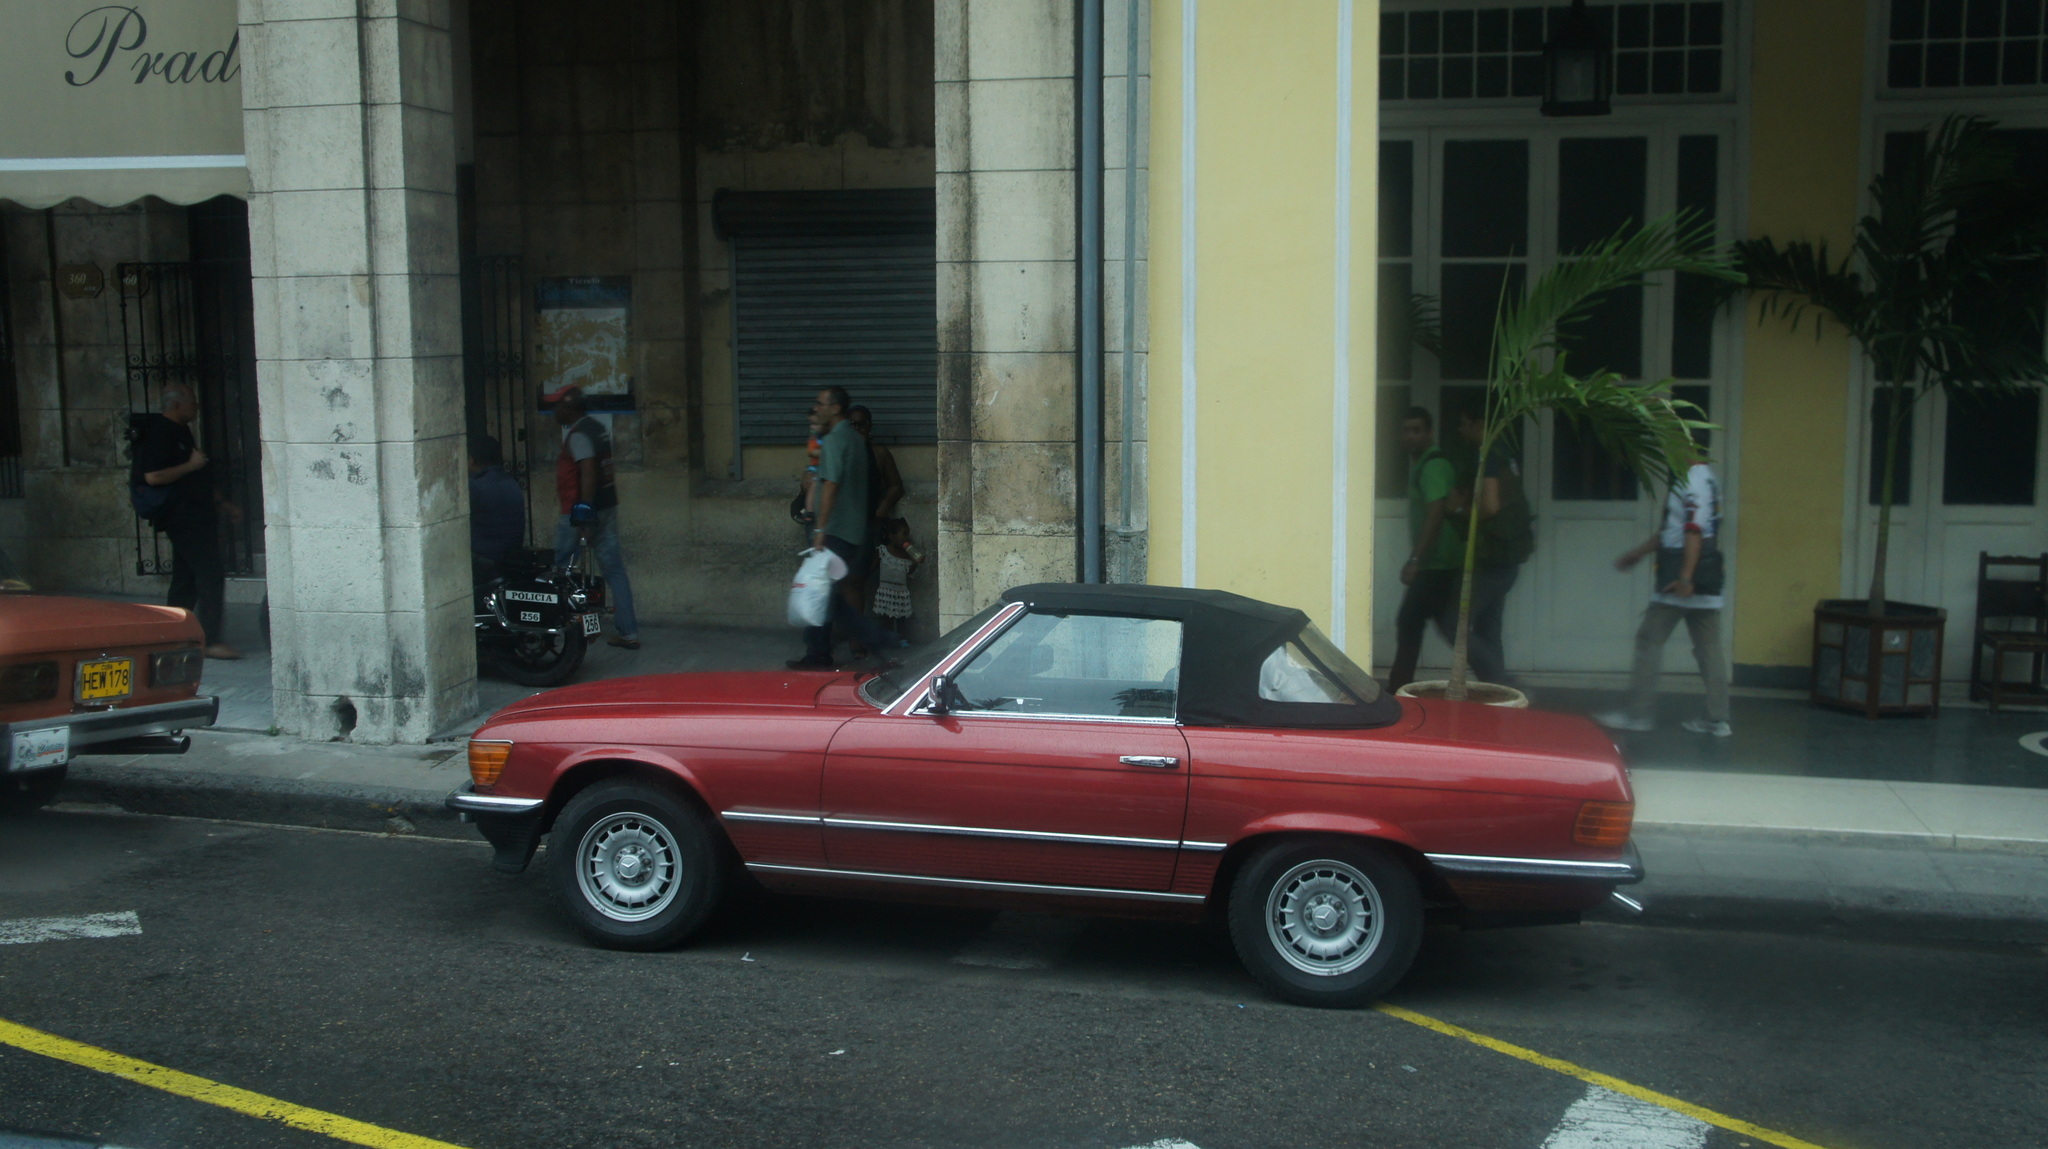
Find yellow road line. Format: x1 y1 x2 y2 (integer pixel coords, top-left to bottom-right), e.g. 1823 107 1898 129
0 1016 473 1149
1374 1003 1839 1149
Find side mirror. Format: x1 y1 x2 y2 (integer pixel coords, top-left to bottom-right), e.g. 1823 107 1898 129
925 674 953 716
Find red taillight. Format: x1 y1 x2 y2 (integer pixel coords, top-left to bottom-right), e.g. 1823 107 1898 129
1573 800 1634 848
468 739 513 786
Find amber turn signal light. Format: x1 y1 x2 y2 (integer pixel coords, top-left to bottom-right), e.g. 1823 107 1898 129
468 740 513 786
1573 800 1634 848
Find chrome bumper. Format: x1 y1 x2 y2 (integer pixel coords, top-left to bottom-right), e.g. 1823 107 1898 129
445 780 545 817
1426 840 1644 885
2 695 218 771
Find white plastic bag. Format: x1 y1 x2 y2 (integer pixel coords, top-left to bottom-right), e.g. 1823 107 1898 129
787 548 838 627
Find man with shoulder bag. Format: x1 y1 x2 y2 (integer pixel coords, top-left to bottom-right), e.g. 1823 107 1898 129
1595 449 1731 737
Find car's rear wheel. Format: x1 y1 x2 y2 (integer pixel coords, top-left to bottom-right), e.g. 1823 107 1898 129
548 780 725 951
0 766 65 815
1227 838 1422 1008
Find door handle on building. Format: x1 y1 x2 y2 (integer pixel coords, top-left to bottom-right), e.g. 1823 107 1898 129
1118 755 1179 769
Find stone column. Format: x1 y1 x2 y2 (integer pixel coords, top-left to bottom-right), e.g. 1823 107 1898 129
935 0 1079 628
241 0 473 742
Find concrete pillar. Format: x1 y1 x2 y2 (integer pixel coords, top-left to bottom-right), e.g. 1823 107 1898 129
935 0 1080 628
241 0 474 742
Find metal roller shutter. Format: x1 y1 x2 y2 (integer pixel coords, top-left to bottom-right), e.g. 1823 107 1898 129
719 189 936 446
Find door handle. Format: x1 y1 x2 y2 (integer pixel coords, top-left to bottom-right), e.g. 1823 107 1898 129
1118 755 1180 769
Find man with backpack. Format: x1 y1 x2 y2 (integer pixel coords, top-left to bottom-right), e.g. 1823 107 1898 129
131 383 241 659
1450 403 1536 688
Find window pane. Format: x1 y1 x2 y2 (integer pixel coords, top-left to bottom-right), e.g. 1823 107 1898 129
1674 136 1720 378
1440 263 1525 379
1892 0 1927 40
1945 390 2040 505
952 613 1183 719
1559 137 1649 252
1380 141 1414 258
1869 388 1914 507
1673 384 1712 449
1552 417 1641 501
1442 140 1529 257
1560 282 1644 378
1377 263 1415 379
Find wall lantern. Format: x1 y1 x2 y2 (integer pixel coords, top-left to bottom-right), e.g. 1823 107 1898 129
1541 0 1611 116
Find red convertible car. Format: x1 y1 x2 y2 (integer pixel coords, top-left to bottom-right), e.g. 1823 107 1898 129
449 584 1640 1007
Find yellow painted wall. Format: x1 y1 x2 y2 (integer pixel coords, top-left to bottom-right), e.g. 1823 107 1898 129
1149 1 1380 657
1734 0 1866 668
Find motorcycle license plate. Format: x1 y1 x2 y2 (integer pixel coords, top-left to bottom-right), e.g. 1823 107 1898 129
581 613 602 637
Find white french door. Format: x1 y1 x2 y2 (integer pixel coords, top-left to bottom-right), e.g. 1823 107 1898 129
1372 118 1740 675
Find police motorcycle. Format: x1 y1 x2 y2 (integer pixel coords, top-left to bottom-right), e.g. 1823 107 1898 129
473 535 605 687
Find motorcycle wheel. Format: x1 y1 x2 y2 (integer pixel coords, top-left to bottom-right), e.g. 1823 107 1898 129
484 625 587 687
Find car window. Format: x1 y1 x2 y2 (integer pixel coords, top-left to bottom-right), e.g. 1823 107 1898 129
862 602 1006 707
1258 642 1351 703
948 612 1182 719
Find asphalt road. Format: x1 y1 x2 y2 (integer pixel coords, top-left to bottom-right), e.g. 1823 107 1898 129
0 811 2042 1149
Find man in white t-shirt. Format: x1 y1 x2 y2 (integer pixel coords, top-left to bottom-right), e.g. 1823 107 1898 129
1595 455 1731 737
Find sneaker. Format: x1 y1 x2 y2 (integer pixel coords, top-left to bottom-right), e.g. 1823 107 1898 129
606 635 641 650
203 643 242 660
1592 709 1655 732
1681 718 1733 738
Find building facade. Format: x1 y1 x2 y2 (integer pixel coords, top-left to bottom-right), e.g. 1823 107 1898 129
2 0 2043 741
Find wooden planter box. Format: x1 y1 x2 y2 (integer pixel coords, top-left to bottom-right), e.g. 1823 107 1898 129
1810 600 1945 717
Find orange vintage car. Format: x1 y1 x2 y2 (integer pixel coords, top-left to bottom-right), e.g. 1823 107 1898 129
0 550 218 812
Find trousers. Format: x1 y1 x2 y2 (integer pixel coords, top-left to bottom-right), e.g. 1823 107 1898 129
163 516 224 645
804 534 892 662
1388 568 1459 690
1628 602 1729 722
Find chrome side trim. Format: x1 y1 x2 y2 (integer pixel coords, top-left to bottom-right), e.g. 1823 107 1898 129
1178 840 1228 853
721 811 825 826
823 816 1180 850
907 708 1179 726
1425 847 1644 884
445 791 545 815
745 862 1207 904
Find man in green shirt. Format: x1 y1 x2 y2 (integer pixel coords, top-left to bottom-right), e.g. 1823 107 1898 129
790 385 896 668
1389 406 1462 690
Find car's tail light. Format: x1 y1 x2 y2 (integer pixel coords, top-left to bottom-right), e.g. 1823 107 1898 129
150 647 206 687
1573 800 1634 847
469 739 514 786
0 661 58 704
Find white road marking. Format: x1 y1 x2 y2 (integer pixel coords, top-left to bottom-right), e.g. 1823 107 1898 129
1541 1085 1709 1149
2018 731 2048 758
950 911 1087 970
0 911 142 946
1119 1142 1203 1149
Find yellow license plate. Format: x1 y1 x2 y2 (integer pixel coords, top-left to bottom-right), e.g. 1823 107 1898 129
78 658 132 701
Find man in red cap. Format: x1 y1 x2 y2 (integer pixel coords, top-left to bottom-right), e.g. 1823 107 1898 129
547 385 638 648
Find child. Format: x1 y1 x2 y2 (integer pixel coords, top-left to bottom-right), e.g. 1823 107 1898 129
872 518 923 638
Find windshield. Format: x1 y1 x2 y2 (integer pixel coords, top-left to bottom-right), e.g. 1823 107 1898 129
0 546 26 593
1295 624 1383 703
860 602 1007 707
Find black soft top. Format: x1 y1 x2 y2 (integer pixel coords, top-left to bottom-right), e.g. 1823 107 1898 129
1001 583 1403 729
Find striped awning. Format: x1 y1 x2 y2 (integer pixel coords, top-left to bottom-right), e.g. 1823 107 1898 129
0 1 246 208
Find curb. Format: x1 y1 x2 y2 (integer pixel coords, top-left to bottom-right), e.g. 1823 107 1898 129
56 763 474 842
1588 892 2048 949
1635 819 2048 857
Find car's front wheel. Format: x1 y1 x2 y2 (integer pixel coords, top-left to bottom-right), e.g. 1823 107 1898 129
548 780 725 951
1227 838 1422 1008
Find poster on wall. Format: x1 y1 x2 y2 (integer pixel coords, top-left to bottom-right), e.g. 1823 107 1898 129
535 277 633 411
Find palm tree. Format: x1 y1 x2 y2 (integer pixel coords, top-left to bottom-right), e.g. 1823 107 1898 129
1441 214 1741 702
1737 115 2048 617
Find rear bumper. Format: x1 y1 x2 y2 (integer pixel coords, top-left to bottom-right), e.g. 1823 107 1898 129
3 695 218 772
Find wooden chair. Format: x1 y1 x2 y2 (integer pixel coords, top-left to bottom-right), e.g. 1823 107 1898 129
1969 552 2048 712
